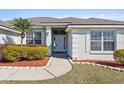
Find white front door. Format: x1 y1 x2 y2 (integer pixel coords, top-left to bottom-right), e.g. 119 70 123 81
53 35 66 52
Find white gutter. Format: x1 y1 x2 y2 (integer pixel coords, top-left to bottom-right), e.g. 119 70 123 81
41 23 69 26
31 25 44 28
0 26 21 34
68 25 124 28
66 25 124 32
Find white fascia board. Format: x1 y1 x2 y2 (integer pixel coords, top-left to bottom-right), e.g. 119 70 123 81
66 25 124 32
0 26 21 33
41 23 69 26
68 25 124 28
31 25 44 28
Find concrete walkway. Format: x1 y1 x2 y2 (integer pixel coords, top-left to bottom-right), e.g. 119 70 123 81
0 55 72 82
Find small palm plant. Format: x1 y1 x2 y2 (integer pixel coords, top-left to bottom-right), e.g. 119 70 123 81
11 17 32 46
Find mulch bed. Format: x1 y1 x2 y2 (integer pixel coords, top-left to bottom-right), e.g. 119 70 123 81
76 60 124 68
0 57 49 67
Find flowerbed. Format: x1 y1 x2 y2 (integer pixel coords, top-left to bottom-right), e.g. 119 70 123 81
3 45 48 62
76 60 124 68
0 44 49 67
0 57 49 67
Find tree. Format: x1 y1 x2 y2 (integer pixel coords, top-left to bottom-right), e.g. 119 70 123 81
11 17 32 46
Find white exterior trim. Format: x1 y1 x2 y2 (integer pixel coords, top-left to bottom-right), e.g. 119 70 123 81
85 31 90 52
31 25 44 28
46 26 52 56
41 23 69 26
0 26 20 33
89 50 114 54
68 25 124 28
66 25 124 32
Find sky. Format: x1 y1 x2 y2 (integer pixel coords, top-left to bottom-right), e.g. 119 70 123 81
0 9 124 21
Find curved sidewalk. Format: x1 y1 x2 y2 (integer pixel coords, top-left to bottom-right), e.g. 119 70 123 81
0 56 72 82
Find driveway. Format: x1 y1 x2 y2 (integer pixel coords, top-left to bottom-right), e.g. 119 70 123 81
0 55 72 83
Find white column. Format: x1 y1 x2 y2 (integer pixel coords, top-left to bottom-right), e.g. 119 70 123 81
116 31 124 49
46 26 52 56
22 32 27 45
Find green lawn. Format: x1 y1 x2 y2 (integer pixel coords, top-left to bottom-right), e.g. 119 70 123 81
2 64 124 84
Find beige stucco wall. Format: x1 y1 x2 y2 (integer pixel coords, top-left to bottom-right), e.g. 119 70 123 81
2 26 124 61
0 29 21 44
0 28 46 45
70 28 124 60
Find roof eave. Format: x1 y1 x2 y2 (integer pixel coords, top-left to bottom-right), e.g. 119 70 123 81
0 25 21 34
65 24 124 32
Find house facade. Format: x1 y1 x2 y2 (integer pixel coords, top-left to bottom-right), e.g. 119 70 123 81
1 17 124 60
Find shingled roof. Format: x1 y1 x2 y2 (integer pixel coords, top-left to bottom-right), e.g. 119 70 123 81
1 17 124 28
69 18 124 25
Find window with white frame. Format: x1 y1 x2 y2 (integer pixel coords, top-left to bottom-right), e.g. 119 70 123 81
90 31 115 51
26 32 33 44
26 31 42 44
34 32 41 44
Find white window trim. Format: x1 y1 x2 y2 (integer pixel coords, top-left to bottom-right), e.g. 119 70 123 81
89 31 116 54
85 31 90 52
90 51 114 54
26 31 42 45
26 32 33 44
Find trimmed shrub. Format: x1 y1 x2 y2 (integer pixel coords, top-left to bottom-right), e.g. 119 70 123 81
0 44 8 60
2 45 48 62
114 49 124 63
0 44 7 54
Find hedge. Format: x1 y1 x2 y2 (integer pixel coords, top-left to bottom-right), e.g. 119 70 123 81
0 44 7 54
2 45 48 62
0 45 7 60
114 49 124 63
